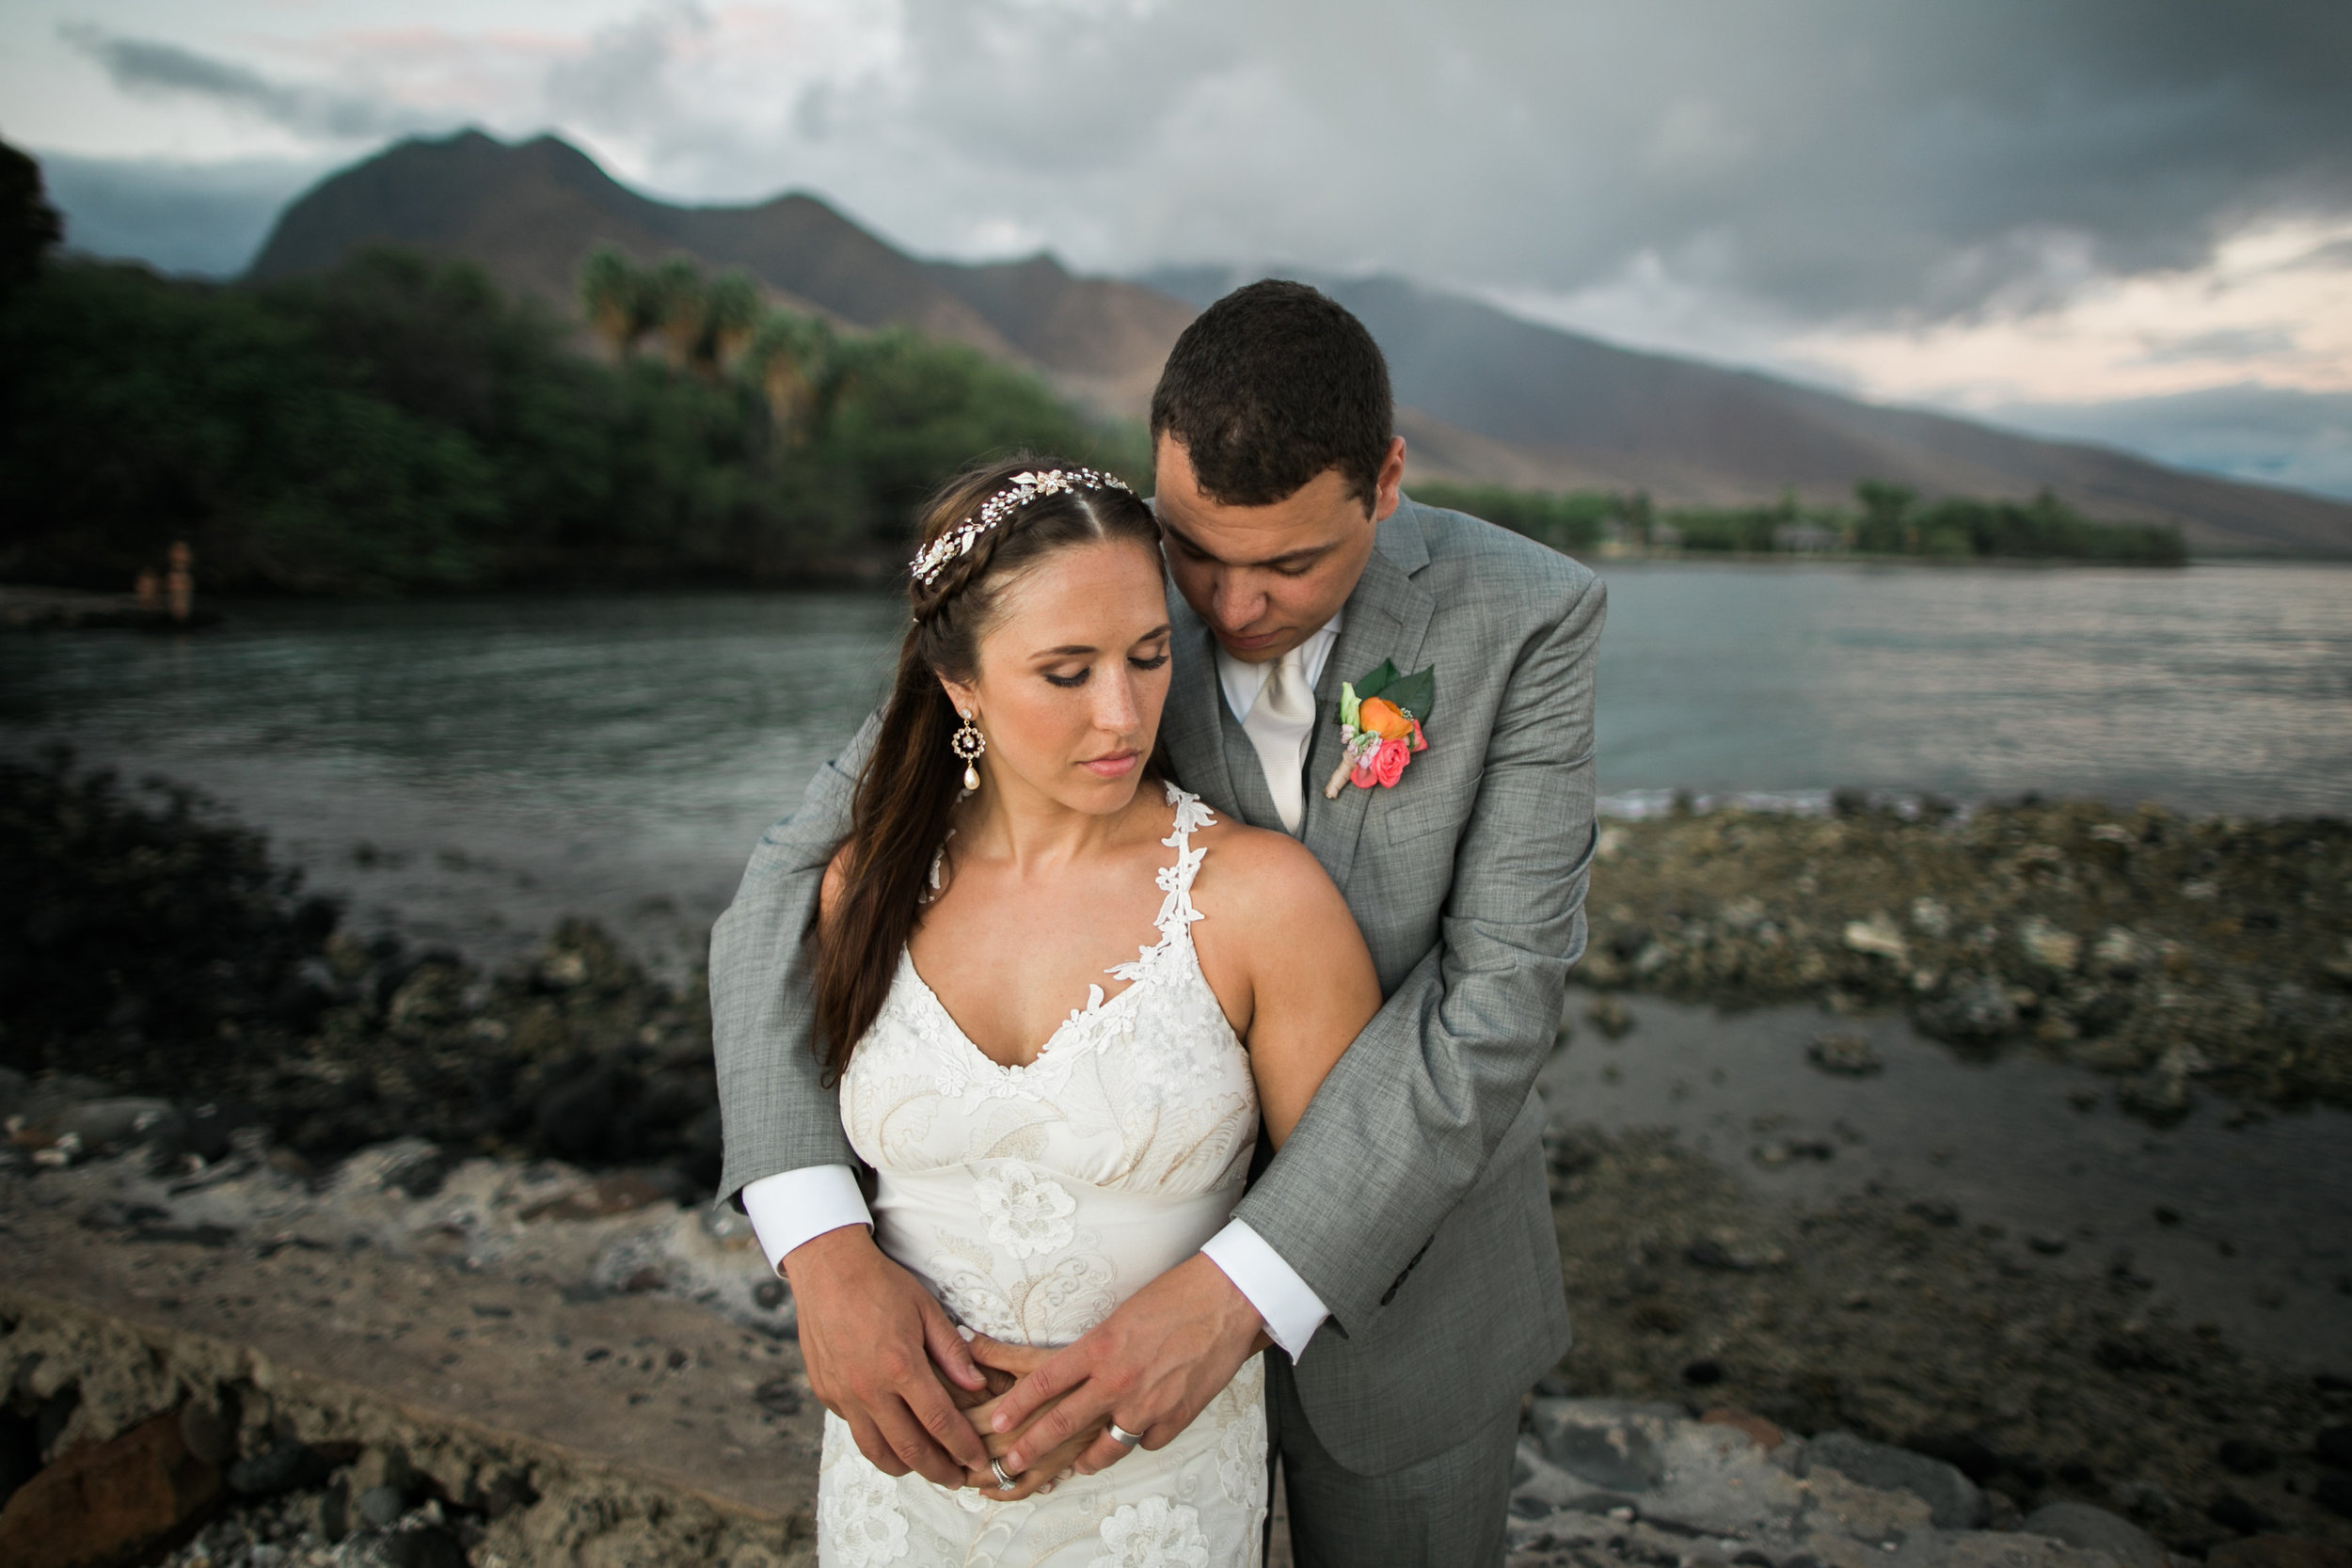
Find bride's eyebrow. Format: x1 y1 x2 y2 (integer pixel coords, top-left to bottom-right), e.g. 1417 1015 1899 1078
1030 625 1171 659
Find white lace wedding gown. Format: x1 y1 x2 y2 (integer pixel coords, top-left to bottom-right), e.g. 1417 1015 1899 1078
818 784 1268 1568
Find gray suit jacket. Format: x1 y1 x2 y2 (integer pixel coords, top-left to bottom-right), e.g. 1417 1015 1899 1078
711 496 1604 1474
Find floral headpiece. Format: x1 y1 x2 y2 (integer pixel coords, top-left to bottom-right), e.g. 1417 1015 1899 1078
910 468 1135 588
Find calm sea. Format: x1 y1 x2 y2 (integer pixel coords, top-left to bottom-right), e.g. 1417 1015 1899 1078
4 560 2349 963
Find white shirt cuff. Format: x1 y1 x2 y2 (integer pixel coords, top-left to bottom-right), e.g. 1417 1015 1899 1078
740 1164 873 1275
1200 1219 1330 1362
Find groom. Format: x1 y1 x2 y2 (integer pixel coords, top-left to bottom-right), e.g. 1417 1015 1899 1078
712 279 1604 1565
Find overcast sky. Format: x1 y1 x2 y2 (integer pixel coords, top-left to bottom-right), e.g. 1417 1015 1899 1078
7 0 2349 498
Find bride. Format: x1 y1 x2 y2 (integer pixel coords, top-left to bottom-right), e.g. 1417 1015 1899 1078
803 456 1380 1566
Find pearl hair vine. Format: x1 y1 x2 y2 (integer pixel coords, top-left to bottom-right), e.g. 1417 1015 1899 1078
909 468 1135 588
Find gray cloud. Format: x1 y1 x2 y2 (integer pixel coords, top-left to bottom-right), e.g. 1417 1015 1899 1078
42 2 2352 333
59 23 440 142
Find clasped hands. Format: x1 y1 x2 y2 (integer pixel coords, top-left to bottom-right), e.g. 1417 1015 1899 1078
785 1227 1268 1498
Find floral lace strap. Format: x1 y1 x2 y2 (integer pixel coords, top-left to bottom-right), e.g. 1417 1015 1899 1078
1107 783 1214 982
1151 781 1213 941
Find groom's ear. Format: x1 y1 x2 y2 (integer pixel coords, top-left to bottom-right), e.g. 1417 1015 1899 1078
1370 436 1407 525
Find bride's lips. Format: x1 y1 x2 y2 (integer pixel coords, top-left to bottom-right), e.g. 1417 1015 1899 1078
1080 751 1140 779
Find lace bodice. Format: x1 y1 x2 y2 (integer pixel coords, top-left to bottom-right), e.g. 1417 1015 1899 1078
819 784 1267 1565
836 783 1259 1347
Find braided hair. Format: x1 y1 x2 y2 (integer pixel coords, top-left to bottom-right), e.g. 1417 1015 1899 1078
813 453 1163 1079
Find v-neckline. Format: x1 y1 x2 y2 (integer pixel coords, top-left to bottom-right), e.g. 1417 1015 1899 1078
900 949 1149 1072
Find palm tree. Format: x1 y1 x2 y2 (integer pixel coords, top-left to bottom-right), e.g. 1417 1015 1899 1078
701 271 763 374
746 311 836 444
578 246 651 359
647 258 707 372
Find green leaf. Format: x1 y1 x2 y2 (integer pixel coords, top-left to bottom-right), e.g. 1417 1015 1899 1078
1386 664 1437 723
1352 658 1399 701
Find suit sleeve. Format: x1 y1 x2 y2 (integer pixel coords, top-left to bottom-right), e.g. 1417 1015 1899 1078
710 710 882 1208
1231 572 1605 1330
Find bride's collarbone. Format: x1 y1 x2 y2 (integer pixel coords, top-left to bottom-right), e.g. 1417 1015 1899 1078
908 859 1170 1067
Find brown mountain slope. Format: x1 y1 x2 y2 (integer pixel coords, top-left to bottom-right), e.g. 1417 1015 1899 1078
249 133 2352 556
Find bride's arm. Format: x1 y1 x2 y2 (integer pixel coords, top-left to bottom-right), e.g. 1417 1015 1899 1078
1198 829 1380 1148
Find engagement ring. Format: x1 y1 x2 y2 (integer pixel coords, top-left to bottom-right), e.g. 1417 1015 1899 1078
991 1459 1017 1490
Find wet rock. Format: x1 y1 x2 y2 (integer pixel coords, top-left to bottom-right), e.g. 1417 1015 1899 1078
1917 974 2019 1044
0 1408 222 1567
1846 914 1911 963
2208 1492 2280 1535
358 1481 409 1527
2218 1438 2279 1476
1807 1032 1884 1077
2206 1539 2352 1568
2023 1501 2168 1568
2314 1424 2352 1468
1700 1408 1785 1451
1799 1431 1987 1528
1585 995 1636 1040
1526 1398 1677 1488
227 1438 333 1497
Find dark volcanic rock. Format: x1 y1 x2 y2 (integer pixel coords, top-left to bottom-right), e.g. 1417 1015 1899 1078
0 1408 222 1566
1800 1431 1986 1528
1583 801 2352 1116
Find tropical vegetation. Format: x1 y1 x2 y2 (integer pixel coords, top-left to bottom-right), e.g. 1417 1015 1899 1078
0 146 1141 595
1414 477 2185 565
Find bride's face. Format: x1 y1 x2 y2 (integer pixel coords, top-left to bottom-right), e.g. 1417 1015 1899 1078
941 539 1173 816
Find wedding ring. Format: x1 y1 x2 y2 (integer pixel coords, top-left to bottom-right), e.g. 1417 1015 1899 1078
1107 1423 1144 1448
991 1459 1016 1490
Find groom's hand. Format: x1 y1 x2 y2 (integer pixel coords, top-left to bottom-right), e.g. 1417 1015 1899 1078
993 1253 1269 1478
784 1225 991 1485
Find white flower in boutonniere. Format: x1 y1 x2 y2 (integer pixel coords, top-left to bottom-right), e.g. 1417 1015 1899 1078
1322 658 1436 800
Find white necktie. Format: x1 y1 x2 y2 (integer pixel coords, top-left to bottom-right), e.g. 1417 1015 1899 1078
1241 644 1317 834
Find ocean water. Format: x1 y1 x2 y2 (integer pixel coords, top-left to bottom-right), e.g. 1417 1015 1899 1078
3 561 2348 963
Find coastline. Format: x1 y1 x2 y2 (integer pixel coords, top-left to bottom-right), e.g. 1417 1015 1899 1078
6 759 2351 1560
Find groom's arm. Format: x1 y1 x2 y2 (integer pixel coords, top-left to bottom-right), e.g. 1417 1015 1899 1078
1237 568 1602 1329
709 711 991 1484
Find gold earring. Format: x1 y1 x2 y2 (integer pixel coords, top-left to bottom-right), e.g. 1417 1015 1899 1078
951 710 985 792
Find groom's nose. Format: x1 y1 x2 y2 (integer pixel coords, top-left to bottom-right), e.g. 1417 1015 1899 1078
1211 574 1269 635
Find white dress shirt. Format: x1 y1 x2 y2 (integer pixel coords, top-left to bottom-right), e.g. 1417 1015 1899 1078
740 613 1347 1361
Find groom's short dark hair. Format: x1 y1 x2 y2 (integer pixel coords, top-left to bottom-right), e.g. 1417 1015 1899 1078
1150 279 1393 511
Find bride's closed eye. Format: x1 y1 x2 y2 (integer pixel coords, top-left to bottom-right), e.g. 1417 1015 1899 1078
1042 651 1168 688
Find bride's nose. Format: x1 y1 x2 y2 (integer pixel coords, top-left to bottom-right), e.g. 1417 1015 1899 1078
1091 666 1142 736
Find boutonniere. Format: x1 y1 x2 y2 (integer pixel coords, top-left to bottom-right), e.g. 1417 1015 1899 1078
1323 659 1437 799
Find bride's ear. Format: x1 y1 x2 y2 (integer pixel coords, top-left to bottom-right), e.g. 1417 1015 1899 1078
937 672 978 720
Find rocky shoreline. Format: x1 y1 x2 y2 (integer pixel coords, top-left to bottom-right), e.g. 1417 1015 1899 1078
1580 799 2352 1121
8 757 2352 1564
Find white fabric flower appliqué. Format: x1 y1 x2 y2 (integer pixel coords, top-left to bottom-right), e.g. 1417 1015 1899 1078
818 1467 910 1566
972 1159 1077 1259
1216 1399 1266 1503
1088 1495 1212 1568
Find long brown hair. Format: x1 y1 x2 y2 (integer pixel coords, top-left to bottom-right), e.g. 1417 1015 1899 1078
813 454 1164 1082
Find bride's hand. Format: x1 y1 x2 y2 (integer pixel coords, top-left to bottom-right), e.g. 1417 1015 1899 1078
954 1337 1107 1500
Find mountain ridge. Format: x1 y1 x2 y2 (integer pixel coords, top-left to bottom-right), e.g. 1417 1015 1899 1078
245 131 2352 557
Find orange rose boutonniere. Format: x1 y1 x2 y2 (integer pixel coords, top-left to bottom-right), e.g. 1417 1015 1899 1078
1322 659 1436 799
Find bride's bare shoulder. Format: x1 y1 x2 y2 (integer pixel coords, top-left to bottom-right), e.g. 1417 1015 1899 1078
1189 812 1354 935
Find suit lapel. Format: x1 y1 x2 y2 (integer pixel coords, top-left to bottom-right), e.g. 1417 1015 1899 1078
1302 505 1438 892
1160 576 1241 815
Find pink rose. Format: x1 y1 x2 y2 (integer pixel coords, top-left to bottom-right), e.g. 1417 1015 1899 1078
1372 736 1410 787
